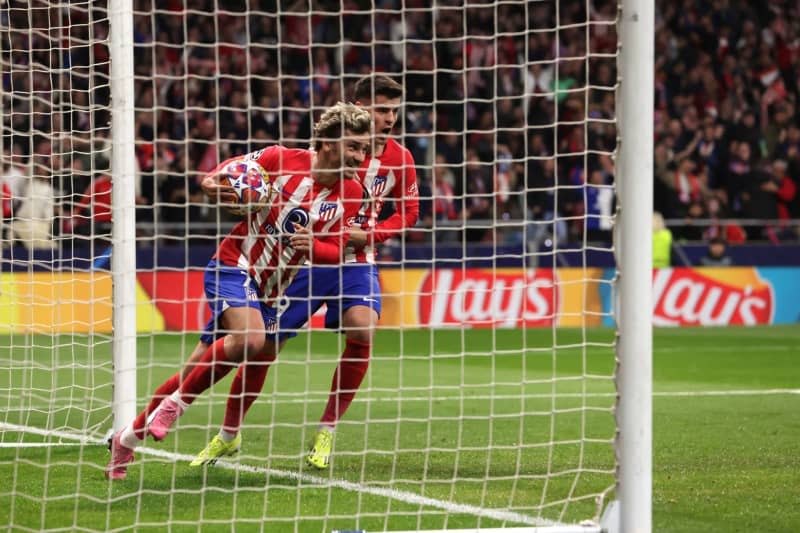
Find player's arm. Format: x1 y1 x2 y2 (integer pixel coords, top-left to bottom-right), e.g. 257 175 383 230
200 146 279 205
290 222 350 264
200 159 239 204
292 181 362 262
369 149 420 244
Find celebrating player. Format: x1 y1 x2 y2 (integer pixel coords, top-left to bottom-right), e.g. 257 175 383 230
191 74 419 470
105 102 371 480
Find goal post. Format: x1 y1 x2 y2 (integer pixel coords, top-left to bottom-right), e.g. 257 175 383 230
109 0 138 433
616 0 654 531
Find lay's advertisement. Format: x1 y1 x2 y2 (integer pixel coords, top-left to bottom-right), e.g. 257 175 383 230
0 267 798 334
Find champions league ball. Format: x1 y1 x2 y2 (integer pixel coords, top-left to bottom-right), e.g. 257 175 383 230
223 159 271 215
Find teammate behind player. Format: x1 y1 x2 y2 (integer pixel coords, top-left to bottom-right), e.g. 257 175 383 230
105 102 371 480
191 74 420 470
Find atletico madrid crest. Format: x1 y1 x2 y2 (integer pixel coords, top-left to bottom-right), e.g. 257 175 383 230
318 202 338 222
371 175 388 196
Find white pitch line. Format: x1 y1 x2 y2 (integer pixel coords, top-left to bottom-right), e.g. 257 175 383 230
348 389 800 402
0 442 84 448
0 422 559 529
4 388 799 414
654 388 800 397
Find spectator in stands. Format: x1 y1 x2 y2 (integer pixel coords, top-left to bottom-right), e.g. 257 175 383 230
430 154 460 243
0 145 25 243
741 163 781 241
70 161 112 250
653 212 673 268
584 169 614 243
463 150 493 242
726 142 756 217
772 159 797 240
1 144 27 200
699 237 733 267
10 142 57 250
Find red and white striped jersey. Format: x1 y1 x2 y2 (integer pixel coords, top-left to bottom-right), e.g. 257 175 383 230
214 145 363 306
347 137 420 263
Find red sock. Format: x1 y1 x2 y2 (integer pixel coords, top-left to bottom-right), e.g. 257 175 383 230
131 372 180 439
179 337 236 405
320 339 371 427
222 353 275 434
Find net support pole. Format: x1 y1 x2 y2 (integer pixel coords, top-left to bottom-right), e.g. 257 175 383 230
109 0 137 432
616 0 653 531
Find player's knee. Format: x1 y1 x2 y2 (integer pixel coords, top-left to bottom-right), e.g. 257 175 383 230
343 308 377 344
228 332 266 361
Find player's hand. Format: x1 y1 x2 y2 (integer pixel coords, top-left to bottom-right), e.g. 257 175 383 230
290 223 312 253
348 227 368 249
201 172 238 204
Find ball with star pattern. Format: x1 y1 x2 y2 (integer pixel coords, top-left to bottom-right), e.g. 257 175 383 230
223 159 272 215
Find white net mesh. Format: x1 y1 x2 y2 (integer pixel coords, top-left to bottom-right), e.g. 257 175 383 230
1 1 621 531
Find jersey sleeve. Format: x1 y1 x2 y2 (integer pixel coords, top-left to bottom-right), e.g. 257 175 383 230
252 145 284 174
372 148 420 243
310 219 351 264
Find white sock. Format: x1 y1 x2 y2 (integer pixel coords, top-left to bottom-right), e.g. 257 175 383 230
168 390 190 411
218 429 238 443
119 425 142 450
319 424 335 434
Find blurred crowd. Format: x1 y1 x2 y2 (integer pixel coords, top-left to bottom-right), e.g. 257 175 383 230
653 0 800 245
1 0 799 256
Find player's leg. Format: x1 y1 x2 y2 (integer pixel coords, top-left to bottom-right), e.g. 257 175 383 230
192 267 325 466
148 304 267 441
190 334 284 466
106 340 211 480
307 264 380 469
125 340 208 443
106 263 267 479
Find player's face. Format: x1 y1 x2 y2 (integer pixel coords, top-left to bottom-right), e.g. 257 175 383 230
363 95 401 145
324 129 369 178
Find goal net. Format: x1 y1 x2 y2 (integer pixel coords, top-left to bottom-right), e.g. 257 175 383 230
1 1 651 531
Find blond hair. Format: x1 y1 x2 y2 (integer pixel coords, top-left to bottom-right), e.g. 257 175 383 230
313 102 371 151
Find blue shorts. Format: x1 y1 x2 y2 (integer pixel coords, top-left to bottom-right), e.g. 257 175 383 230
199 260 278 344
278 264 381 340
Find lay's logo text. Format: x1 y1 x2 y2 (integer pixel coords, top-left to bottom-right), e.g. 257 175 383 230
419 269 558 327
652 268 774 326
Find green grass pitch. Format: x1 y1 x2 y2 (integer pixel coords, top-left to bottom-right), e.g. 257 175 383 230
0 326 798 532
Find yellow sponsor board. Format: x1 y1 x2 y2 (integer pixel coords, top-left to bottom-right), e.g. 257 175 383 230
0 273 164 334
0 272 112 333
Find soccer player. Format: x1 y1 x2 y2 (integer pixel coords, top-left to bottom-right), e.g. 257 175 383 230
191 74 419 470
105 102 371 480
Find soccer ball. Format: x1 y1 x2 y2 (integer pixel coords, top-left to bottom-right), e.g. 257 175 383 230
223 159 271 215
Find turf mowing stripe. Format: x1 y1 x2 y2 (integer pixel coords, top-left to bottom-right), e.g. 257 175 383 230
0 422 566 529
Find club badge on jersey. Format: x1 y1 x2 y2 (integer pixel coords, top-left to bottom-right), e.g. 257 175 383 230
318 202 338 222
371 175 388 196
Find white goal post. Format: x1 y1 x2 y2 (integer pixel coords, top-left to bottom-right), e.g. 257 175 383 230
616 0 654 531
0 0 652 531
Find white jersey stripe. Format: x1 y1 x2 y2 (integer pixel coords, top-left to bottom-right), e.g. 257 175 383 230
237 174 293 271
253 176 313 295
